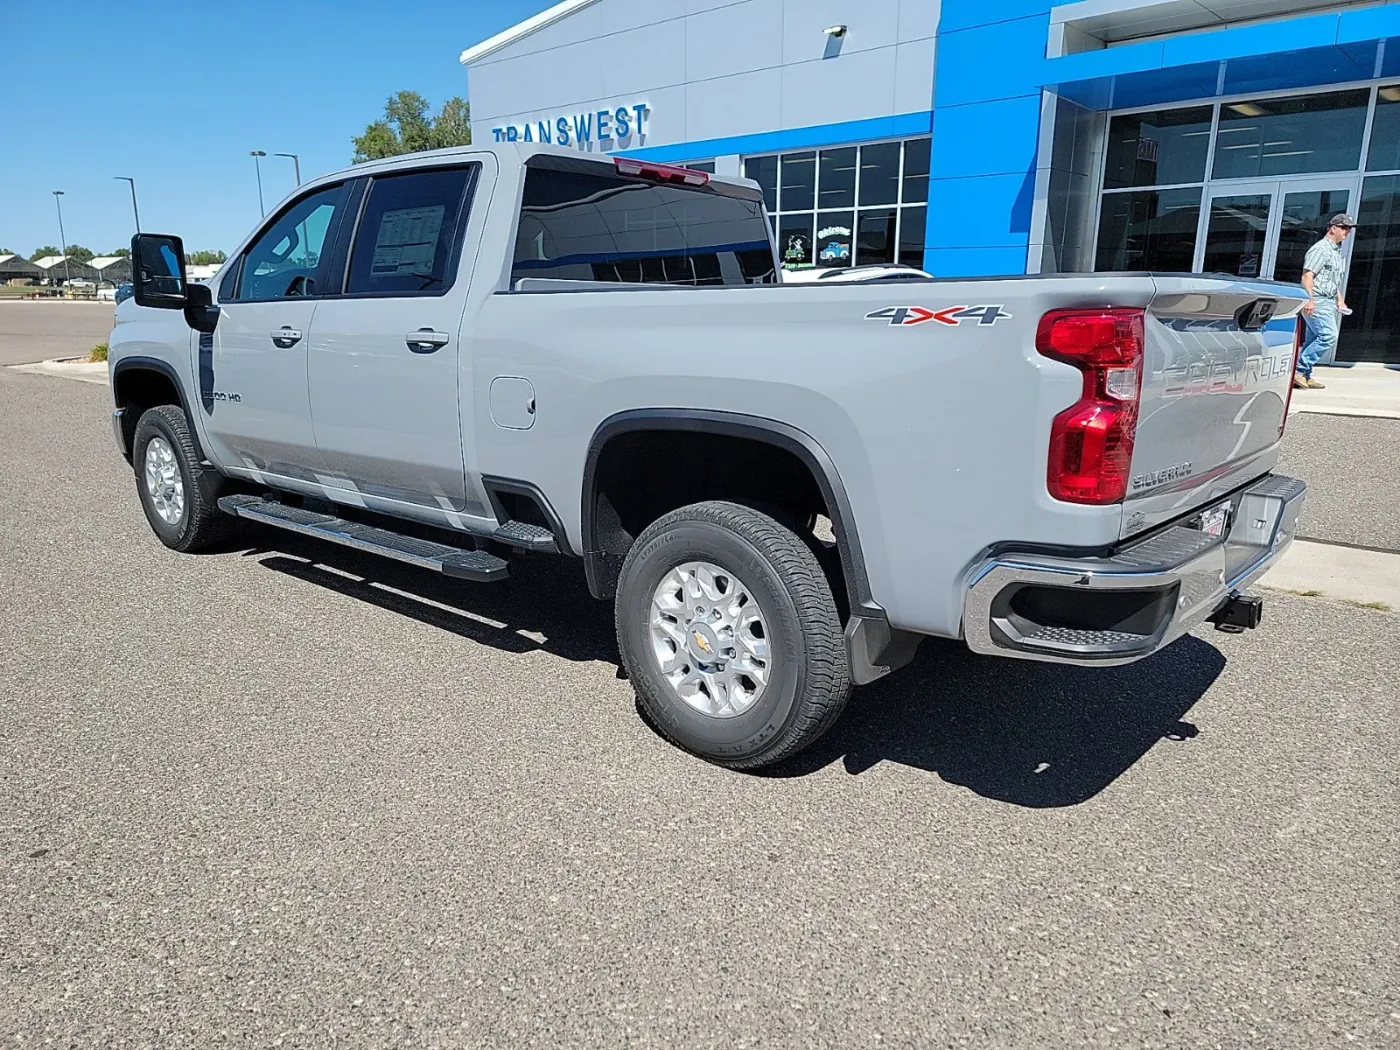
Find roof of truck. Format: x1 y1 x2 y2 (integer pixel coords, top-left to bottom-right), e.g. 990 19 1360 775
319 141 756 194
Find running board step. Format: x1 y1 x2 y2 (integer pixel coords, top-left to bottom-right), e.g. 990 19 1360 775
491 520 557 553
218 494 509 582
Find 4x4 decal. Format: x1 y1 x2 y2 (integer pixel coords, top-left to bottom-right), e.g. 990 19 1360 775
865 305 1012 327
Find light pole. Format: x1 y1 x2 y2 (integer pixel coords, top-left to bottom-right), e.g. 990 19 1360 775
250 150 266 215
52 190 72 288
274 152 301 186
114 177 141 233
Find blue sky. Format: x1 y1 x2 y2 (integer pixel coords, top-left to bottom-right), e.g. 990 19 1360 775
0 0 556 258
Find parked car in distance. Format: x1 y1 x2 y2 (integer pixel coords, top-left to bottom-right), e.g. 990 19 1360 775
108 142 1307 770
114 282 134 304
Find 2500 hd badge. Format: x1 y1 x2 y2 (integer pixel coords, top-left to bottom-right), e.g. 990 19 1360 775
1132 462 1194 491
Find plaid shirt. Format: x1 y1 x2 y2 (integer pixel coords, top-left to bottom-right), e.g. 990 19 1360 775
1302 237 1345 298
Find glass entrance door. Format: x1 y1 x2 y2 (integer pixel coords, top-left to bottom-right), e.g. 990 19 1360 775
1199 186 1273 277
1272 181 1355 284
1195 178 1357 281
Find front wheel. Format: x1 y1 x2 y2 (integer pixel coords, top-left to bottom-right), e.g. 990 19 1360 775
132 404 235 552
615 501 851 769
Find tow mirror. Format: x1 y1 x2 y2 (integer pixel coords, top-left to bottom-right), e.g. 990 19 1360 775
132 233 189 310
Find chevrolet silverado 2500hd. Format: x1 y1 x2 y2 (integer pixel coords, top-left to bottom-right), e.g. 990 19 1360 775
110 142 1307 769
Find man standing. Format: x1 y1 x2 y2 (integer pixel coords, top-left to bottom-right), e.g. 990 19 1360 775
1295 212 1357 389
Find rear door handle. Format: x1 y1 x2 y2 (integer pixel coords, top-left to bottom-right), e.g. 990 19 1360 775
406 329 450 352
270 327 303 348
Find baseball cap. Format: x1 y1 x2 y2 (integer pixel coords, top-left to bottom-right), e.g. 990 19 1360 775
1328 212 1358 228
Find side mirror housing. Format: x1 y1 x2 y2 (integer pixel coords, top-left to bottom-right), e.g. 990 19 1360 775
184 282 219 334
131 233 189 310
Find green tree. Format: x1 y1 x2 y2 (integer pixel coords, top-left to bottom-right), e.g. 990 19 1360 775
0 248 14 255
352 91 471 162
187 249 227 266
64 245 95 264
108 247 131 259
31 246 61 261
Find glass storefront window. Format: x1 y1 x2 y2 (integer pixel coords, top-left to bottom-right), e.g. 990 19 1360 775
1095 188 1201 272
1345 175 1400 362
856 209 897 265
816 212 854 267
781 152 815 212
747 138 930 270
1212 89 1369 179
1366 85 1400 171
745 155 777 212
900 206 927 267
859 142 900 205
1103 106 1212 189
903 138 930 204
818 148 857 209
778 214 814 267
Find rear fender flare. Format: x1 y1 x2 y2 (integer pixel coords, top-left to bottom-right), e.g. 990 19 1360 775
580 408 880 620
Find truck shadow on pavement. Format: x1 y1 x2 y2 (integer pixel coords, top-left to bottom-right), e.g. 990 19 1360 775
248 536 1224 808
764 637 1222 806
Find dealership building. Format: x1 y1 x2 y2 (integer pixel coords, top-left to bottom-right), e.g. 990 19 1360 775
462 0 1400 364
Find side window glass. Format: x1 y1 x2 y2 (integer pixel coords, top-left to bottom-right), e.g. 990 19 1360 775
218 258 240 302
234 183 347 301
345 167 472 296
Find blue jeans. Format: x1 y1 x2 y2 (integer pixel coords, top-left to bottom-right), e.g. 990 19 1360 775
1298 299 1339 378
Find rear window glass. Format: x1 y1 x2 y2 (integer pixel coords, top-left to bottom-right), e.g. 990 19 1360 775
511 163 776 286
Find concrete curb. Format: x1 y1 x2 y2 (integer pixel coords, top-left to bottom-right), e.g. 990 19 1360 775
7 359 110 386
1290 363 1400 420
1291 406 1400 419
1259 539 1399 612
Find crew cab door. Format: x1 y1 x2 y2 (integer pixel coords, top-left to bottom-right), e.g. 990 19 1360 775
201 181 352 476
306 164 480 509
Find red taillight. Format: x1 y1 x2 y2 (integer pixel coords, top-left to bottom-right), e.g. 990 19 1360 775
1281 315 1304 436
1036 308 1145 505
613 157 710 186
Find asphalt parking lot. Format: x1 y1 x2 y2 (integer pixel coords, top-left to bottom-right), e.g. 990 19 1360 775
3 362 1398 1048
0 300 114 367
1279 413 1400 552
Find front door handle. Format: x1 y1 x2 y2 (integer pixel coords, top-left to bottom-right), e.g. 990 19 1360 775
406 328 450 353
270 326 303 348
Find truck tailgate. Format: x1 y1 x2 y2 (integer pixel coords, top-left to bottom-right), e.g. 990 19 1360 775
1121 275 1305 537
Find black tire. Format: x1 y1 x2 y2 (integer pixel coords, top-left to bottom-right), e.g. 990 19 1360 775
615 500 852 770
132 404 235 553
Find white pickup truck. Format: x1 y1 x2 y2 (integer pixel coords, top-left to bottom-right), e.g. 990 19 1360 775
109 142 1307 768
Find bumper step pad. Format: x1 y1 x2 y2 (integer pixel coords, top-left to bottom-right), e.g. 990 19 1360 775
217 494 509 583
491 520 557 553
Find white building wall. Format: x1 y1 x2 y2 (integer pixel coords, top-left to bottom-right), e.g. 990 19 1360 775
466 0 939 155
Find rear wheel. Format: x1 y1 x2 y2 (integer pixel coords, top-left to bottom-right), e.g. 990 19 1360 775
615 501 851 769
132 404 235 552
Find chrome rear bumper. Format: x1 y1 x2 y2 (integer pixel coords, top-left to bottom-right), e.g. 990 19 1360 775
963 474 1306 666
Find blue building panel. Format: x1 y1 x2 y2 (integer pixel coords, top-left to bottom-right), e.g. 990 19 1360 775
930 95 1043 179
1218 45 1375 97
938 0 1053 36
926 170 1038 249
923 245 1034 277
932 15 1054 109
616 111 934 165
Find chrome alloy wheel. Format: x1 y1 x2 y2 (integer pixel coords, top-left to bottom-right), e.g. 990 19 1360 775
143 436 185 526
650 561 773 718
